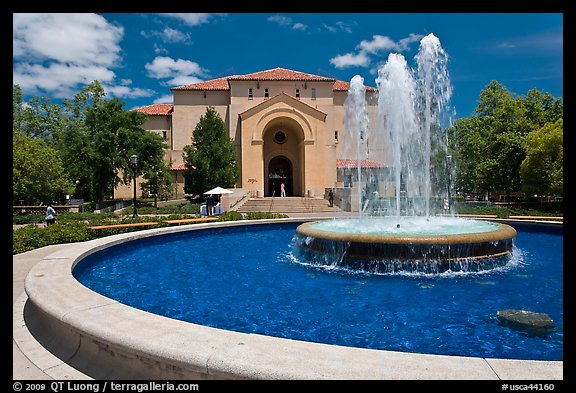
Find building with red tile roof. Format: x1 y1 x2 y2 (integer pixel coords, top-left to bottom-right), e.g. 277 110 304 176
120 67 385 209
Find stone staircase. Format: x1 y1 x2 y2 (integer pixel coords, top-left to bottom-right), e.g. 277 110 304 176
236 196 341 214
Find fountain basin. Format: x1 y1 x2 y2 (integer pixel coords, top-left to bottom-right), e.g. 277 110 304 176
294 217 517 273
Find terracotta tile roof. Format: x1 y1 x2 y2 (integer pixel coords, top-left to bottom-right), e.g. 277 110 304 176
134 103 173 115
333 80 377 92
229 67 335 82
171 68 376 93
171 77 231 91
171 163 195 171
336 159 388 169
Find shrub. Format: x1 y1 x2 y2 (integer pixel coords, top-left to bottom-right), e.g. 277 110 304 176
217 211 244 221
13 221 92 255
245 212 289 220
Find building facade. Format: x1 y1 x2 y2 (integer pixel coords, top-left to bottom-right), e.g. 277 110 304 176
124 67 380 202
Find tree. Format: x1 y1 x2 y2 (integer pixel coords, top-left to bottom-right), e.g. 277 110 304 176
13 81 168 205
447 81 562 199
13 85 66 146
56 82 107 202
520 119 563 197
183 107 239 198
84 96 167 203
13 131 73 205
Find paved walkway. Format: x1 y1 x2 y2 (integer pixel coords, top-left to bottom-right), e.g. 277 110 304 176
14 244 91 380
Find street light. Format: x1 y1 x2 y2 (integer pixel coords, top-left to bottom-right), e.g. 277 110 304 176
446 155 452 213
130 154 138 218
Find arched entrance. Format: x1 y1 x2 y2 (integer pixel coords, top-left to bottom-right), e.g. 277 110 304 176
263 118 304 197
268 156 292 197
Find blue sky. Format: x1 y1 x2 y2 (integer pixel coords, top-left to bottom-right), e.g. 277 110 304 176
13 13 563 119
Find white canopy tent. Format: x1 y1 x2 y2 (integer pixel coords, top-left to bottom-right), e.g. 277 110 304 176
204 186 234 195
201 187 232 216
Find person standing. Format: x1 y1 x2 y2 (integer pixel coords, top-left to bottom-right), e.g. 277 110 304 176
328 189 334 207
206 195 214 216
45 203 56 226
280 182 286 197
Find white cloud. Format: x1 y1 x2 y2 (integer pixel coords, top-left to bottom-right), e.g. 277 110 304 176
12 13 152 101
153 94 174 104
161 27 191 43
322 23 337 33
336 21 353 34
166 75 205 87
268 15 292 26
398 33 425 51
141 27 192 44
268 15 307 31
13 13 123 66
157 13 226 26
329 52 371 69
13 62 117 99
358 35 398 54
330 33 424 70
105 84 156 99
292 23 307 31
145 56 208 86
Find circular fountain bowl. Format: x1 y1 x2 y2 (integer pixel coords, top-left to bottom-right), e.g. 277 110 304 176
294 217 517 273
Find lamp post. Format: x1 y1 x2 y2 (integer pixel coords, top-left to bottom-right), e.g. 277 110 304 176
446 155 452 213
130 154 138 218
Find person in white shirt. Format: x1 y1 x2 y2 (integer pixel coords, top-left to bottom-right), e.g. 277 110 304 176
45 203 56 226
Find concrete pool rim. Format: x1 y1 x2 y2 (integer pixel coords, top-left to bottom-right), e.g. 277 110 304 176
21 217 563 380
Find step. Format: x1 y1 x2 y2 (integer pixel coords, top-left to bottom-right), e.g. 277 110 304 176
237 197 341 214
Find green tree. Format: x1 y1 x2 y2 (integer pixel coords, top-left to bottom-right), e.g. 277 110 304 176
13 85 66 146
141 160 174 206
520 119 563 196
518 88 563 129
58 81 167 204
448 81 562 199
57 82 107 201
13 131 73 205
13 81 169 205
84 96 167 203
183 107 239 198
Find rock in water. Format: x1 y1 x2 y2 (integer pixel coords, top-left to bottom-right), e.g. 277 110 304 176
497 309 554 336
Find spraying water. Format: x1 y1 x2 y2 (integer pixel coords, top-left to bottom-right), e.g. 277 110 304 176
376 53 418 217
414 33 453 217
295 34 516 275
343 75 370 215
344 33 453 218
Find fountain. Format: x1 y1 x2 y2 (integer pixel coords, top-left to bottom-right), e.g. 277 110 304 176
295 33 517 273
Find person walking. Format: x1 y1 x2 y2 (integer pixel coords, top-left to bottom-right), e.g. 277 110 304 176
45 203 56 226
280 182 286 197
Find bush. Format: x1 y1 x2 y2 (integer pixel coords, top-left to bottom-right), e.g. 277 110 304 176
245 212 289 220
13 221 93 255
217 211 244 221
124 202 201 215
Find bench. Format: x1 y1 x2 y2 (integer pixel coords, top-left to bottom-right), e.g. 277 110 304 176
88 222 159 231
508 215 563 221
163 217 219 225
455 214 498 218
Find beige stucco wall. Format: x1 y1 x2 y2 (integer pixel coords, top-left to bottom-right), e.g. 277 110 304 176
171 90 230 166
142 115 173 164
238 93 335 196
135 81 382 202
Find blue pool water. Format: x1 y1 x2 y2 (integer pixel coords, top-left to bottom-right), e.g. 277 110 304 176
73 221 563 361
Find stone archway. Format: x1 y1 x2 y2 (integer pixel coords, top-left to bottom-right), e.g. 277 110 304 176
268 155 293 197
263 118 304 197
238 93 331 197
